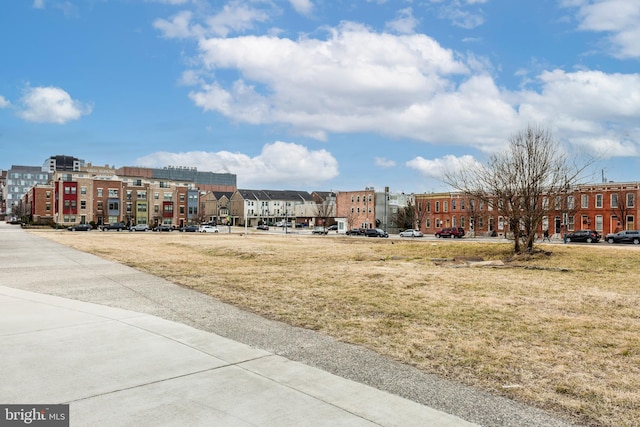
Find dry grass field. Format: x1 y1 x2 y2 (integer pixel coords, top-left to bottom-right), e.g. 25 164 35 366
35 229 640 426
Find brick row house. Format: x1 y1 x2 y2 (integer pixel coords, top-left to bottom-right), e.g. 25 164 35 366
415 182 639 238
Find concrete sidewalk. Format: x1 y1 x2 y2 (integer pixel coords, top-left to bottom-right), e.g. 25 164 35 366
0 223 578 426
0 286 474 426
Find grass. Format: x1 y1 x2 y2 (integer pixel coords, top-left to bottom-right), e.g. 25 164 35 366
34 230 640 426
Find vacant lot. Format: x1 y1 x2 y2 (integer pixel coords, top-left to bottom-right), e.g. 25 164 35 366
36 230 640 426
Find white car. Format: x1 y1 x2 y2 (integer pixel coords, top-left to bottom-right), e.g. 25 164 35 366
399 229 424 237
199 225 220 233
129 224 150 232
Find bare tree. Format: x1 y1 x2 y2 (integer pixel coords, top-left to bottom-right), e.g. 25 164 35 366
395 201 416 230
610 191 633 232
445 125 590 254
313 197 334 227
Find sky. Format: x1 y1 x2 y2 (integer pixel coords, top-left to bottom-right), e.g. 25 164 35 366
1 0 639 193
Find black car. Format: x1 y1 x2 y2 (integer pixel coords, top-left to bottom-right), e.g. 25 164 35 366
365 228 388 238
257 224 269 230
346 228 366 236
100 222 127 231
153 225 173 232
180 225 199 232
605 230 640 244
565 229 600 243
68 224 92 231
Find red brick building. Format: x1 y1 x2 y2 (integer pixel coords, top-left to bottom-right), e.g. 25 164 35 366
415 182 640 238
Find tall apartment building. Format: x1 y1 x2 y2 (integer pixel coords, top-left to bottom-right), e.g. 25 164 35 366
5 165 51 217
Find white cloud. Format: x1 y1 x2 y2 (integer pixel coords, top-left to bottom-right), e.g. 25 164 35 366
385 8 419 34
135 141 338 188
154 11 197 39
568 0 640 59
0 96 10 108
517 70 640 157
436 1 486 29
154 2 270 39
160 11 640 161
33 0 45 9
406 154 481 181
17 86 92 124
289 0 314 16
375 157 396 168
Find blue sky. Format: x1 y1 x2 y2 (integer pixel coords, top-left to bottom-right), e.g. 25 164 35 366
1 0 639 193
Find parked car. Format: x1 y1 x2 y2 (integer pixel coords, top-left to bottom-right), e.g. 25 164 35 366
100 222 127 231
565 229 600 243
129 224 150 232
312 226 328 235
399 229 423 238
365 228 388 238
199 225 220 233
605 230 640 244
346 228 366 236
256 224 269 230
180 225 199 232
275 221 292 227
68 223 92 231
435 227 465 238
153 225 173 232
327 224 338 231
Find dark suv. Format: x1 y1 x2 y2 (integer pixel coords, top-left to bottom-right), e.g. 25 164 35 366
565 230 600 243
365 228 388 238
605 230 640 244
435 227 465 238
100 222 127 231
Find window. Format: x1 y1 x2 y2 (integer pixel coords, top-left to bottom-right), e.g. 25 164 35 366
81 187 86 195
611 194 618 209
180 194 185 202
452 216 456 227
627 193 635 208
567 215 575 231
595 215 603 231
567 195 575 210
137 191 147 198
64 186 71 195
154 192 159 200
443 201 448 212
180 206 185 214
126 203 132 212
554 196 561 210
596 194 603 208
426 201 431 212
80 201 86 210
108 189 118 197
452 200 457 210
435 201 440 212
154 205 159 214
460 216 465 228
97 201 103 211
581 194 588 208
460 199 465 211
478 217 484 228
45 203 51 212
97 188 103 197
45 191 51 198
164 192 172 200
108 201 119 211
542 197 549 210
426 218 431 228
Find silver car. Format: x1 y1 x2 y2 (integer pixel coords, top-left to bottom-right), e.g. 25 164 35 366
399 229 424 237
